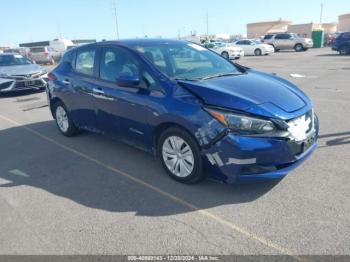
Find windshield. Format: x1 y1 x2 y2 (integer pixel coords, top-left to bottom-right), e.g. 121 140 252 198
134 42 241 80
0 54 32 66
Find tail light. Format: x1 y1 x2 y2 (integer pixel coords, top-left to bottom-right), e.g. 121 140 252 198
44 52 49 57
47 72 57 81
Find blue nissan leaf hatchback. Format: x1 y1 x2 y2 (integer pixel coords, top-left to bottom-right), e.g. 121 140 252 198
47 39 318 184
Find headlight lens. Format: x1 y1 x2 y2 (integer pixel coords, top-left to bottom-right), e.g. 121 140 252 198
206 108 276 134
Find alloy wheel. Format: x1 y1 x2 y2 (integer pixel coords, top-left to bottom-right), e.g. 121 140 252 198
56 106 69 133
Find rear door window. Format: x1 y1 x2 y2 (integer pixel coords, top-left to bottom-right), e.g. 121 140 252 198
75 48 96 76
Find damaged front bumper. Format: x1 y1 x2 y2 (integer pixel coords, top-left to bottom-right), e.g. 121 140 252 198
202 117 319 184
0 73 48 93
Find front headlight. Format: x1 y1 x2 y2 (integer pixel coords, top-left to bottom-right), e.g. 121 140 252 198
206 108 276 134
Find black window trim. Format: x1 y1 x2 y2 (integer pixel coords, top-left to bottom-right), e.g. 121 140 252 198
96 44 165 93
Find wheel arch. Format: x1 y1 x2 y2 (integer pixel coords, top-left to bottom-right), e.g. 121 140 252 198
153 122 200 156
294 43 304 49
49 97 64 118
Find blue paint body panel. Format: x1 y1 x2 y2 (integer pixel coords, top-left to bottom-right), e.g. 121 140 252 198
47 39 318 184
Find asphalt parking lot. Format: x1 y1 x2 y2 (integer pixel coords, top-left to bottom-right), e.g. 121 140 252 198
0 48 349 257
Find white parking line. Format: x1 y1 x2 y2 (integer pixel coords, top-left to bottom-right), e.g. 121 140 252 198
0 114 306 261
9 169 30 177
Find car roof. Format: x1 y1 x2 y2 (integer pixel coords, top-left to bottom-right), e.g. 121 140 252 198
76 38 191 49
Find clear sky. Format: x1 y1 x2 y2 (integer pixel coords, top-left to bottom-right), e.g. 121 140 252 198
1 0 349 46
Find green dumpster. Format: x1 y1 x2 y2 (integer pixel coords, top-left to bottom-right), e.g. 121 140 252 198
312 30 324 48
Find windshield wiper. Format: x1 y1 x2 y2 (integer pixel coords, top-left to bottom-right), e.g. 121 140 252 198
174 77 199 81
200 73 241 80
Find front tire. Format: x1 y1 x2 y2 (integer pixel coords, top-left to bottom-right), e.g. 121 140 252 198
158 127 204 184
294 44 304 52
54 101 79 137
339 45 349 55
221 51 229 60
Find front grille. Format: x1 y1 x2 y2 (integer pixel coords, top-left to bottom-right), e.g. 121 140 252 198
14 79 45 89
7 73 42 80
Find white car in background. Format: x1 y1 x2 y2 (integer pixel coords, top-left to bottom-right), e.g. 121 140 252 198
233 39 275 56
204 42 244 60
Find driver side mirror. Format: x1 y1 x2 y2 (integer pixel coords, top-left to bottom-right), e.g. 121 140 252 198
117 74 140 88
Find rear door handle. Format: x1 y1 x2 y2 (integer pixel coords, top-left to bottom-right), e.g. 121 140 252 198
62 79 70 85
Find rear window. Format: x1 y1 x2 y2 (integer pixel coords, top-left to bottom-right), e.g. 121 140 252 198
30 47 45 53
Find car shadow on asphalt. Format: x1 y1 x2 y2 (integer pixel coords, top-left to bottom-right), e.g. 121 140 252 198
318 131 350 147
0 120 282 216
0 89 45 98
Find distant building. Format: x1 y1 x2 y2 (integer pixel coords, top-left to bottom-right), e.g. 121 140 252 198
247 20 291 38
287 23 337 38
322 23 338 34
72 39 96 45
19 41 50 48
178 35 201 44
338 13 350 32
214 33 230 40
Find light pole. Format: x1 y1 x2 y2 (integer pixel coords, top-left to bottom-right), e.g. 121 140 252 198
113 0 120 39
206 11 209 38
320 2 323 24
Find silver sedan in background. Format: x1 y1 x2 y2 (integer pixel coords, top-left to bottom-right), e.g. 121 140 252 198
0 53 48 93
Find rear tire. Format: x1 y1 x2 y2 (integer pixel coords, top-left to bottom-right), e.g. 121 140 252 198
158 127 204 184
221 51 230 60
53 101 79 137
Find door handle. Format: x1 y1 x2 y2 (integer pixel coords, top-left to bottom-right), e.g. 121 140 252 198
92 88 114 101
62 79 70 85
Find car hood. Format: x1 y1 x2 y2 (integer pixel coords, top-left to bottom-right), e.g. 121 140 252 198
0 64 44 76
178 69 312 120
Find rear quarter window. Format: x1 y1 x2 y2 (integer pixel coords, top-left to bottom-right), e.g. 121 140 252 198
61 50 74 64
